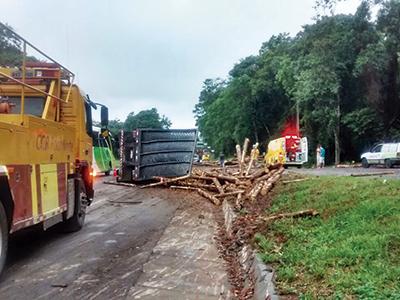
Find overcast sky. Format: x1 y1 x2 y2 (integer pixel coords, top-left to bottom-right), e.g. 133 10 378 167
2 0 360 128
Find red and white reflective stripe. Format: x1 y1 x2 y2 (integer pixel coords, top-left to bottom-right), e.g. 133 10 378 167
0 165 7 176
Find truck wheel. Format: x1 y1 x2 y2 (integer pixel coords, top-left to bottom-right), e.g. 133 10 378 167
385 159 393 169
0 202 8 276
362 158 369 168
63 179 87 232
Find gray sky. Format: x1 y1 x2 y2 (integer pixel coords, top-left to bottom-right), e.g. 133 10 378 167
2 0 360 128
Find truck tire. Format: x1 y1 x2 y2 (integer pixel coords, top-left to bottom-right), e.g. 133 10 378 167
62 179 87 232
0 202 8 276
362 158 369 168
385 159 393 169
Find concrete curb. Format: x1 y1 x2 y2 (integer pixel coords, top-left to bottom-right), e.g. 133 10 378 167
222 199 278 300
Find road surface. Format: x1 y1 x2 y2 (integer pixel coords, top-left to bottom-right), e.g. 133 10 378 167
0 177 181 299
286 166 400 178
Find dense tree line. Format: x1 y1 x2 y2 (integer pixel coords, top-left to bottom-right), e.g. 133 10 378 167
102 108 171 136
194 0 400 164
0 23 37 66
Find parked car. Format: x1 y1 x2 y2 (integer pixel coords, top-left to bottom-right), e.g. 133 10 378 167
360 143 400 168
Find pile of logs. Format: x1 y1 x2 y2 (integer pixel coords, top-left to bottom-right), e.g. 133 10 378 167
141 163 284 206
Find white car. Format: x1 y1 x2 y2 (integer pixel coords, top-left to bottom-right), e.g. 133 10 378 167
361 143 400 168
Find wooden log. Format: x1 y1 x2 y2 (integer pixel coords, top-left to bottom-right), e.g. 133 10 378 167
350 171 395 177
249 181 263 201
245 155 254 176
175 181 219 192
103 181 136 188
197 188 221 205
212 177 225 194
236 144 242 172
261 209 319 222
141 174 190 188
258 168 284 196
254 170 275 184
282 178 309 184
267 163 283 171
191 175 216 181
235 192 243 208
214 190 246 198
241 138 250 174
260 180 270 196
169 185 197 191
249 168 267 181
245 143 259 176
203 172 240 184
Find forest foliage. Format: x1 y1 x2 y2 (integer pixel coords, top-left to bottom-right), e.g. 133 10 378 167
194 0 400 164
105 108 171 136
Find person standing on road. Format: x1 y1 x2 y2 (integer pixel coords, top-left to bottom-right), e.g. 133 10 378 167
319 145 326 168
219 152 225 168
316 145 321 168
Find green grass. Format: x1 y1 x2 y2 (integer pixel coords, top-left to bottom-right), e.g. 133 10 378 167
255 176 400 299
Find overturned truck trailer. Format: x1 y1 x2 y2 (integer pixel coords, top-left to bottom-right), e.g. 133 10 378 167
118 129 197 182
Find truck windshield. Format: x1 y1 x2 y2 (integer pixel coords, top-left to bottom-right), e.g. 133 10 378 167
4 96 45 117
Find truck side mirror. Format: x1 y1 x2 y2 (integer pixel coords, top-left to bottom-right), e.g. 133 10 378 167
101 106 109 128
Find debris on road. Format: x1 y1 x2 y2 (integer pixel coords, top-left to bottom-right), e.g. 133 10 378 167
103 181 137 188
282 178 309 184
350 171 395 177
107 200 142 205
141 162 284 207
50 283 68 288
260 208 319 222
336 163 362 168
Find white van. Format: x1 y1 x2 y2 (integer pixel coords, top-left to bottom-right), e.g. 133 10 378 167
361 143 400 168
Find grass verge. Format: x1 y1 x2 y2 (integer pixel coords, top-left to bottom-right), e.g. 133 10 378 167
255 176 400 299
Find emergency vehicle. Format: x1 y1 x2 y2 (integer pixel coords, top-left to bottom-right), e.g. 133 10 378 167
265 134 308 167
0 23 108 275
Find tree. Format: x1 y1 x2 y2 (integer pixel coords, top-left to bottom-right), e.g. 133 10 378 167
124 108 171 131
194 1 396 164
107 119 124 136
0 24 22 66
0 23 38 66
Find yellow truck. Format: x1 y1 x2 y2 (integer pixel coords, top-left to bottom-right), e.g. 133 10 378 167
0 24 108 274
265 135 308 167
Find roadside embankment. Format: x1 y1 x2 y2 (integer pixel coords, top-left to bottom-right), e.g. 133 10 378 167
256 176 400 298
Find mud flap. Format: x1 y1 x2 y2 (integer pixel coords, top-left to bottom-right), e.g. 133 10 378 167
66 178 75 219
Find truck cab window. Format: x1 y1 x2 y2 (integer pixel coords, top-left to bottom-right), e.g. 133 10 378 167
3 96 45 117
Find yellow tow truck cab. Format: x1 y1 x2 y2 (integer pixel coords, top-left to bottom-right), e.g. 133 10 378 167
0 24 108 274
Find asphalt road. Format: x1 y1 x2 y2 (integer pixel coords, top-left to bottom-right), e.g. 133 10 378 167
0 177 180 300
286 165 400 178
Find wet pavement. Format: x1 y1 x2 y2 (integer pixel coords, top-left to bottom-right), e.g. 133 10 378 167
0 177 230 299
286 166 400 179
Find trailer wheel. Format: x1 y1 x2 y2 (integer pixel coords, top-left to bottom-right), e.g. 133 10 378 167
63 179 87 232
0 202 8 276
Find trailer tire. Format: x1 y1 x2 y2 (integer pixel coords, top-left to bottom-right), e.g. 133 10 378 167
62 179 87 232
0 202 8 276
